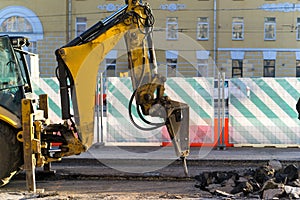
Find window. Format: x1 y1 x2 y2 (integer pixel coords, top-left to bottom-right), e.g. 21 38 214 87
263 60 275 77
264 17 276 40
0 16 33 33
166 17 178 40
197 17 209 40
167 58 177 77
296 60 300 77
105 58 116 77
196 51 209 77
197 59 208 77
0 15 37 66
105 50 117 77
0 36 26 116
0 6 43 43
166 51 178 77
297 18 300 40
232 17 244 40
76 17 87 37
232 60 243 77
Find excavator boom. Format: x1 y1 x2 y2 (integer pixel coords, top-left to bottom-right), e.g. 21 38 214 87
55 0 190 161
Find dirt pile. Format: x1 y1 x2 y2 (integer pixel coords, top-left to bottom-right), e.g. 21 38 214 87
195 160 300 199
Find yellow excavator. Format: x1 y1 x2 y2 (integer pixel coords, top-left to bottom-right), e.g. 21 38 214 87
0 0 189 191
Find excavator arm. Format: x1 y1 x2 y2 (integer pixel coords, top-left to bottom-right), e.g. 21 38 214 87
55 0 189 167
9 1 189 191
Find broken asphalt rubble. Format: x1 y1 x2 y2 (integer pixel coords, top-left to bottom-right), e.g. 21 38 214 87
195 160 300 199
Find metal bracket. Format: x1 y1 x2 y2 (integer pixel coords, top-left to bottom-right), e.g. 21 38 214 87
21 94 49 192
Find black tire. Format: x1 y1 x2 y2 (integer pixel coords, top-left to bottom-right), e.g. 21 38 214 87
0 121 23 187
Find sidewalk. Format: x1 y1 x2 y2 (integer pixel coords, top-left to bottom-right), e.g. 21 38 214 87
67 144 300 162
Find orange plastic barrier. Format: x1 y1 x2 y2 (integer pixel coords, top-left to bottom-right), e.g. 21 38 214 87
162 118 233 147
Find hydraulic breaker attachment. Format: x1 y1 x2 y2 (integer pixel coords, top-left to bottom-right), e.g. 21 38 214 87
165 101 190 176
132 82 190 175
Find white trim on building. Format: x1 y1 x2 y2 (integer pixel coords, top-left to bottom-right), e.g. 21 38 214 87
231 51 245 60
0 6 43 41
263 51 277 60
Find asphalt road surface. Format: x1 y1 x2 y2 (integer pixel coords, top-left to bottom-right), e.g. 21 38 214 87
0 159 205 200
2 145 300 199
0 157 288 200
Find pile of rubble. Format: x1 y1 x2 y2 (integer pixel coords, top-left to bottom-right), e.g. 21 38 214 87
195 160 300 199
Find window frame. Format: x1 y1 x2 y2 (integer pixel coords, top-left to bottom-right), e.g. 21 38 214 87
296 60 300 77
264 17 276 41
263 59 276 77
75 17 87 37
0 16 33 33
105 58 117 77
197 59 208 77
297 18 300 41
197 17 209 41
232 17 244 40
232 59 243 78
0 6 44 42
166 17 178 40
166 58 178 77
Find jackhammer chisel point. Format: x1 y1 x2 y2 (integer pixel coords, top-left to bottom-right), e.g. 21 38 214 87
181 157 189 177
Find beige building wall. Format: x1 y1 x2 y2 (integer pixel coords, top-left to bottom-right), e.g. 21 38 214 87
217 0 300 77
0 0 67 77
95 0 215 78
1 0 299 78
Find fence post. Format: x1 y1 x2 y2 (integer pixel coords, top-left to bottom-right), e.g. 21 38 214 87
217 72 226 150
99 73 104 144
221 72 226 149
217 72 221 148
95 72 104 144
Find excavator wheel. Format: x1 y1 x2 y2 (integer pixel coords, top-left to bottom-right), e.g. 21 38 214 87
0 121 23 187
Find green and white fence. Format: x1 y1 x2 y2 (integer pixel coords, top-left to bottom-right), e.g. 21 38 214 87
32 78 62 123
32 77 300 146
106 77 214 145
229 78 300 146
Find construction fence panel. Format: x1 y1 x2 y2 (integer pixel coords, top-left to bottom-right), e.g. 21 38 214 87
106 77 214 145
229 78 300 146
32 78 63 123
31 77 300 146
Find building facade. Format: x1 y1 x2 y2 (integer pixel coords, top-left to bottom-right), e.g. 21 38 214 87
0 0 299 78
217 0 300 78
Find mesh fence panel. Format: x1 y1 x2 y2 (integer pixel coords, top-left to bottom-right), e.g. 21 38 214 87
229 78 300 145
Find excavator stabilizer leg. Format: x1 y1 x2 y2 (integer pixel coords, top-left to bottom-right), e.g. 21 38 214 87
21 95 49 192
21 99 36 192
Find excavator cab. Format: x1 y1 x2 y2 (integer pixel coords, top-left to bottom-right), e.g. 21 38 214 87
0 36 32 118
0 35 33 187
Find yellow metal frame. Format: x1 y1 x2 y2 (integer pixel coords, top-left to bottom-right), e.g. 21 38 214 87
56 1 151 148
21 94 50 192
21 98 36 192
56 1 189 169
0 106 21 129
